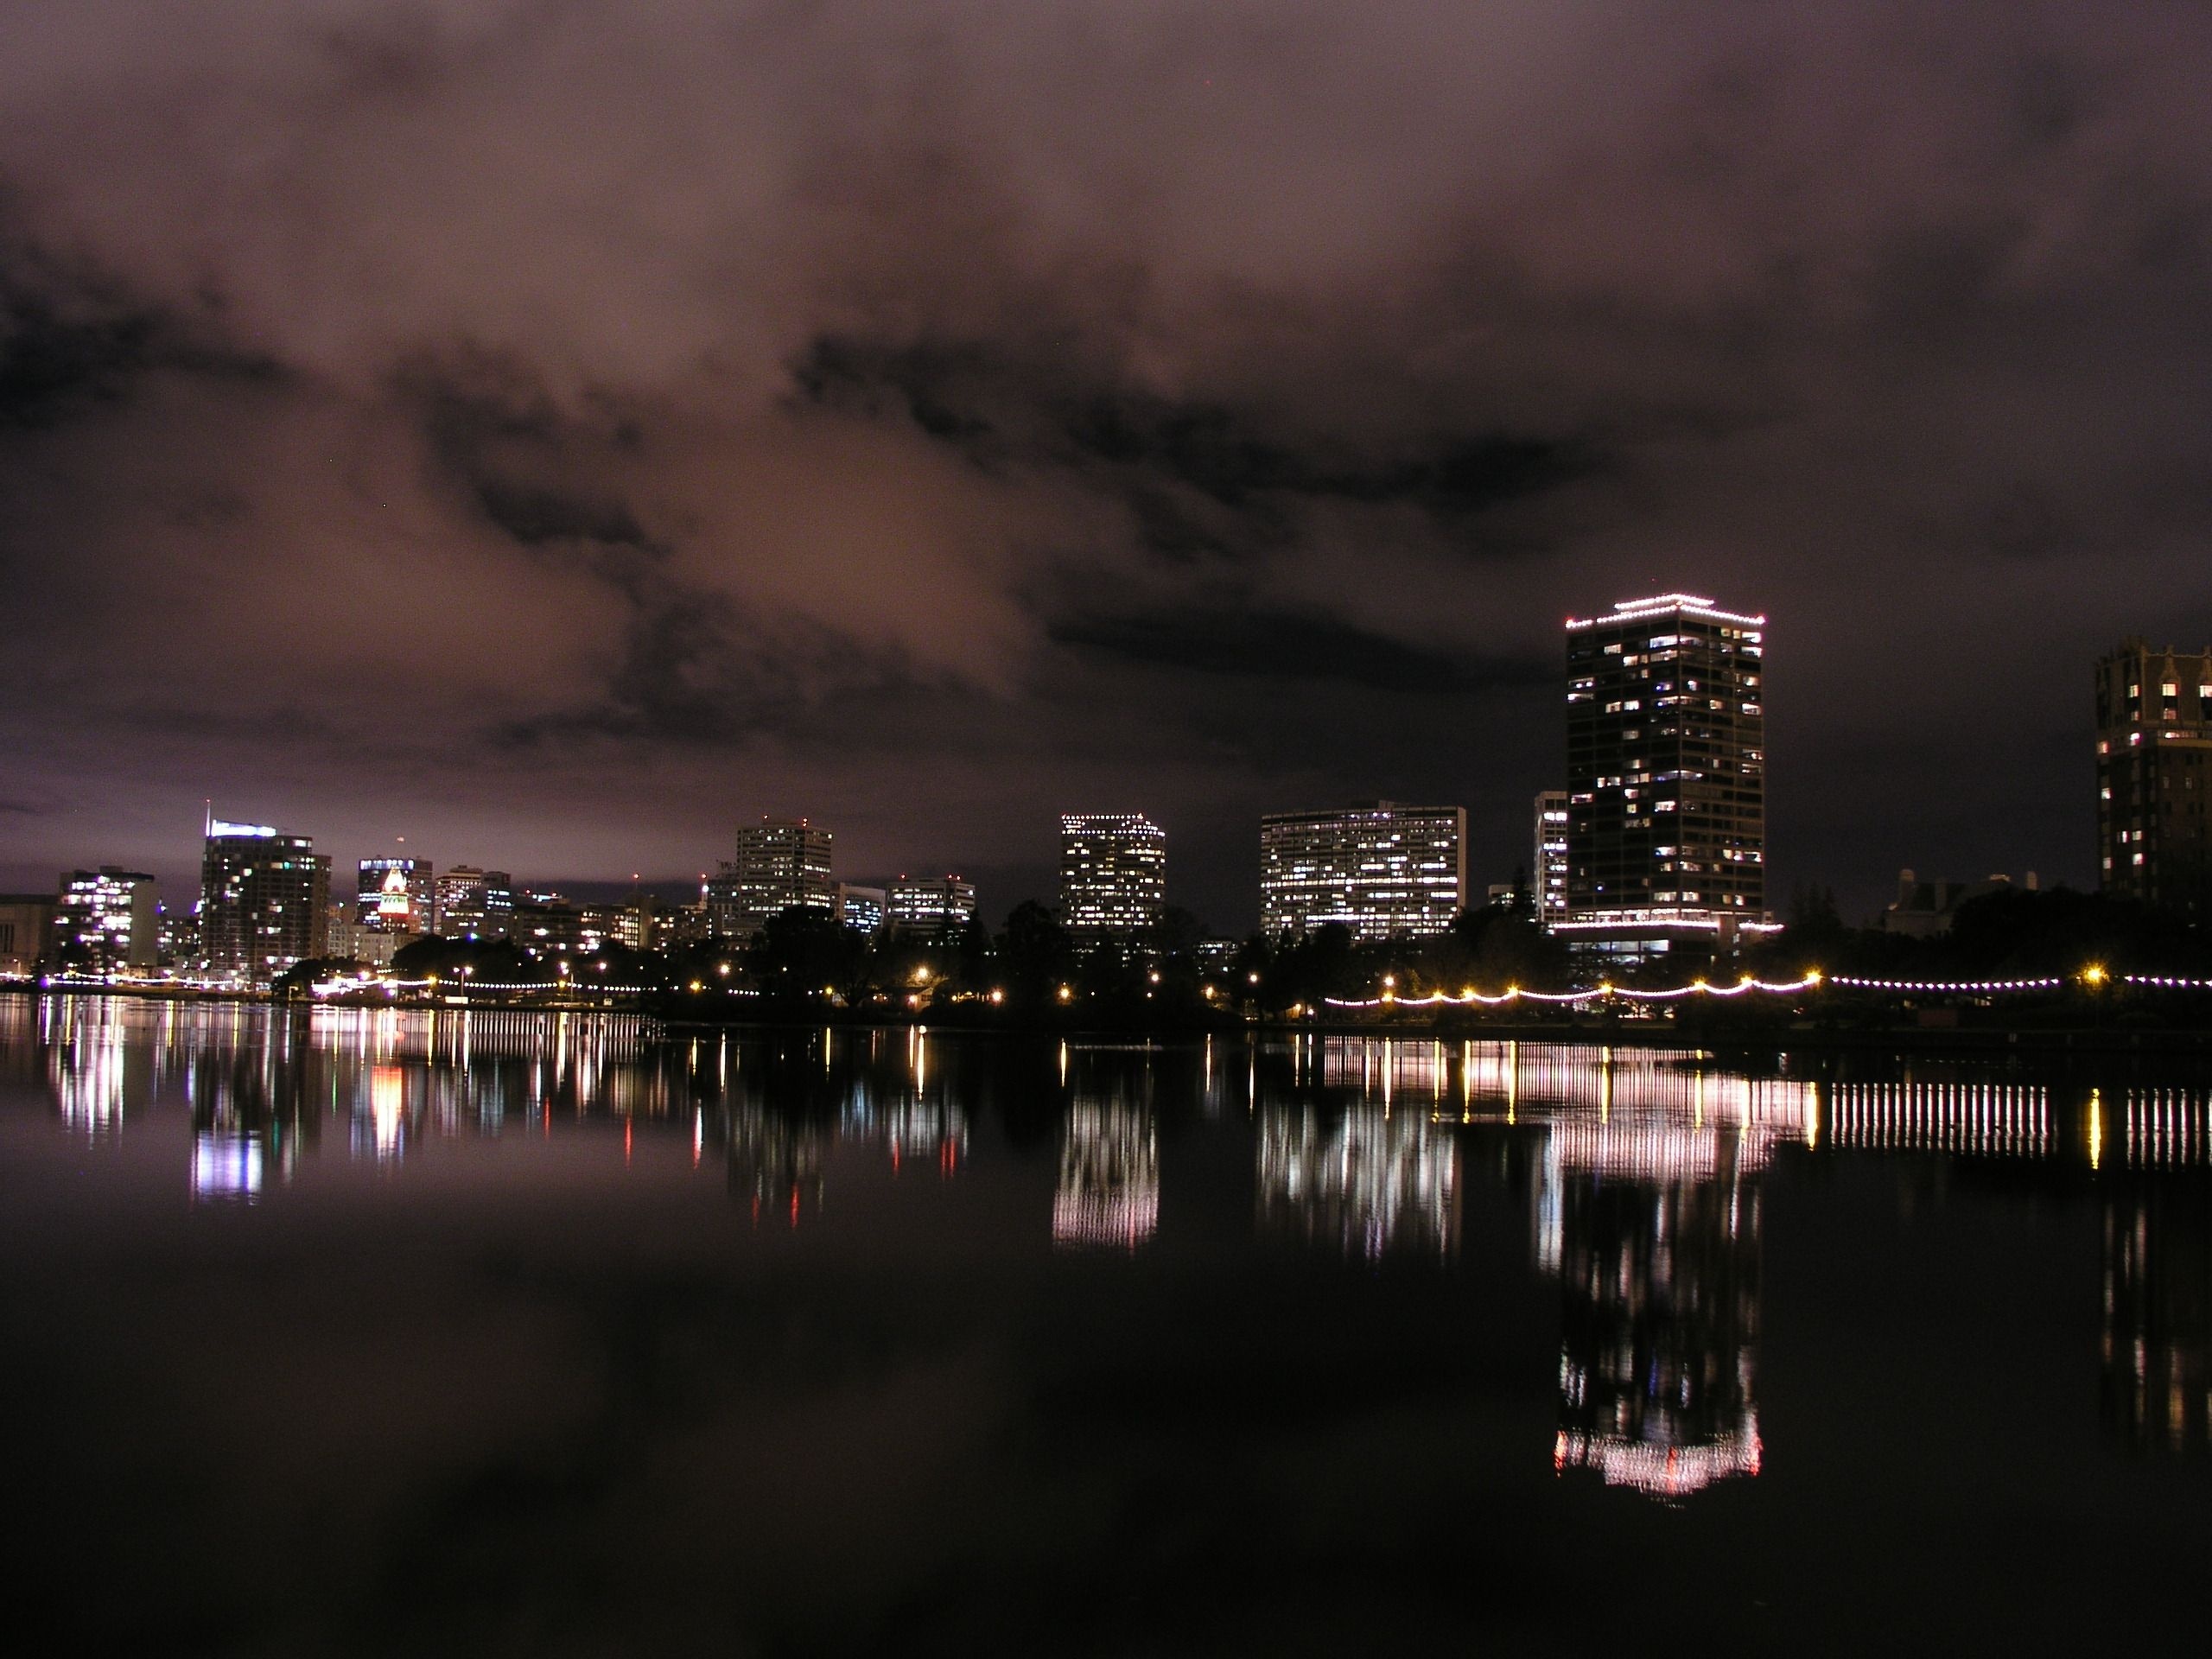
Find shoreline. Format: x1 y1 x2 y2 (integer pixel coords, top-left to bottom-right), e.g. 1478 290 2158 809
14 983 2212 1058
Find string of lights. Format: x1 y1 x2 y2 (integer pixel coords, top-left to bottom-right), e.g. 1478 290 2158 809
1826 974 2064 994
1323 972 1825 1010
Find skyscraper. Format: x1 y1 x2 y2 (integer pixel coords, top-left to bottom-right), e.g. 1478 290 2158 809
54 867 159 970
2095 639 2212 921
710 817 836 938
1258 802 1465 941
199 817 329 980
358 857 435 934
1562 594 1770 964
1534 791 1569 929
1059 814 1166 942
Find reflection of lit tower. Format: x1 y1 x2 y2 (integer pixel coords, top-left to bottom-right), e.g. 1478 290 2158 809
1255 1104 1457 1260
2102 1185 2211 1455
1053 1102 1159 1249
1545 1122 1765 1499
722 1109 832 1227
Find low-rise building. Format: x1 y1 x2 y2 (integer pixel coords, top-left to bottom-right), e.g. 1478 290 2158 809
0 894 57 976
54 868 159 971
1879 868 2038 938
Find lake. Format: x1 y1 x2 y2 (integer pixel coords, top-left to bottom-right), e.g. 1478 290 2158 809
2 995 2206 1655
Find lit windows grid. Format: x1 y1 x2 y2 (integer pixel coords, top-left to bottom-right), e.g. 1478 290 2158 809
1566 599 1765 925
1260 806 1465 941
1059 815 1166 938
2095 643 2212 917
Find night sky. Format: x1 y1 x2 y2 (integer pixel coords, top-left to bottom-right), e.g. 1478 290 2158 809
3 3 2209 931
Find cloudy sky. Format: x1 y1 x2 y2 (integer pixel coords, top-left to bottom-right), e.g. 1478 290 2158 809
3 1 2209 929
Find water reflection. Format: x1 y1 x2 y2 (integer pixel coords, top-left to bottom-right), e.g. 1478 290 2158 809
2103 1180 2212 1456
710 1029 970 1227
1255 1105 1457 1260
1547 1139 1764 1499
1054 1100 1159 1250
11 996 2212 1498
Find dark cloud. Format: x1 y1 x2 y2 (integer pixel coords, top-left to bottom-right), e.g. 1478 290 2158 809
2 2 2210 924
1052 605 1548 695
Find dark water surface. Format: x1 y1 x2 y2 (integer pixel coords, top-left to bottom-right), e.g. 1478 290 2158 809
3 996 2207 1655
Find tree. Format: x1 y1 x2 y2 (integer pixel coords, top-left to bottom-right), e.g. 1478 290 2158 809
997 900 1074 1004
746 906 869 1002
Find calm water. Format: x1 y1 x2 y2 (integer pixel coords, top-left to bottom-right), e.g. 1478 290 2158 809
3 996 2207 1655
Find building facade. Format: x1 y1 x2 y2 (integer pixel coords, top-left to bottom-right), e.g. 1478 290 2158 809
54 867 160 970
1563 594 1770 963
1059 814 1166 942
837 883 887 934
708 818 836 939
887 875 977 944
200 818 330 980
0 894 57 975
1259 803 1466 941
358 857 436 935
2096 640 2212 921
1535 791 1570 928
435 866 514 939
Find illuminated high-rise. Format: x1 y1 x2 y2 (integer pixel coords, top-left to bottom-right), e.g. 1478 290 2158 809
709 817 836 939
199 817 330 980
2095 639 2212 921
358 857 435 934
1563 594 1770 963
54 867 159 970
1058 814 1165 942
1258 803 1465 941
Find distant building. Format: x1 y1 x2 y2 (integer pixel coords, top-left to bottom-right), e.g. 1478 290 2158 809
2096 639 2212 921
577 906 626 952
887 875 976 944
1059 814 1166 942
358 857 436 934
512 894 583 959
1561 594 1773 966
435 866 513 939
324 906 403 967
837 883 887 934
1535 790 1570 928
1259 803 1465 941
54 868 159 970
200 817 330 980
1880 868 2038 938
708 818 836 939
0 894 57 975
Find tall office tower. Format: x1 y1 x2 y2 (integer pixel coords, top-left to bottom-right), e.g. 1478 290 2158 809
1059 814 1166 942
2095 640 2212 921
54 868 159 970
200 817 330 980
1563 594 1770 964
887 875 977 944
357 857 436 934
1258 802 1466 941
713 817 836 939
1534 791 1570 928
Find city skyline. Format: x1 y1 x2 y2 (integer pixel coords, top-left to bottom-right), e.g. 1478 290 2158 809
7 8 2212 929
